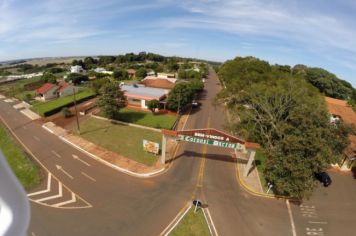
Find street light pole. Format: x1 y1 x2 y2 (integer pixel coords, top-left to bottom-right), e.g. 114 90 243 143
73 88 80 133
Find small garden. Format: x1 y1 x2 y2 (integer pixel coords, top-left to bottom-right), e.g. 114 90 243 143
75 117 162 166
98 107 177 130
169 207 210 236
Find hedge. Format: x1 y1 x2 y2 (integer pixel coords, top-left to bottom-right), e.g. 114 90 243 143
32 91 96 117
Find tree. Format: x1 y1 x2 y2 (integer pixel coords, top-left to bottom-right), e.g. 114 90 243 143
135 68 147 79
167 83 194 111
220 76 349 199
41 72 57 84
90 78 109 95
83 57 97 69
113 69 128 80
187 79 204 92
65 73 89 85
97 82 127 119
147 100 160 113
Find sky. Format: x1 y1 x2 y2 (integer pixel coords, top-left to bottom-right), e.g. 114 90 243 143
0 0 355 86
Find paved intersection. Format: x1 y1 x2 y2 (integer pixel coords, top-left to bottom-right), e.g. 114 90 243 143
0 70 355 236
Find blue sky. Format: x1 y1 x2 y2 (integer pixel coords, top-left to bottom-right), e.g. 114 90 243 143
0 0 355 86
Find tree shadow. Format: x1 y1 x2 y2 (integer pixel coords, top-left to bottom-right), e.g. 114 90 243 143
114 111 146 123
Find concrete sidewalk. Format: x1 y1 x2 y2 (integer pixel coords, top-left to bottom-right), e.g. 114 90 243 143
236 151 266 196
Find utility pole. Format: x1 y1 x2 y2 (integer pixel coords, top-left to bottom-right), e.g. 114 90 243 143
73 88 80 134
177 91 181 115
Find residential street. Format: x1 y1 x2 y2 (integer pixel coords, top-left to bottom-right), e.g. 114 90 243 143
0 69 355 236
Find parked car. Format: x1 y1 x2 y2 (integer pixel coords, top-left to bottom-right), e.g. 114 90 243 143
191 100 200 108
314 172 332 187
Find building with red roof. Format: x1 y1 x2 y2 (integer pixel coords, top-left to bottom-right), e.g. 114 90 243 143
36 82 78 101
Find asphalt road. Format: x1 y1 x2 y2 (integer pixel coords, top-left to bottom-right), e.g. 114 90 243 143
0 69 355 236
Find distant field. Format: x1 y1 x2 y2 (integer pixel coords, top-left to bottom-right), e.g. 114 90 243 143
0 123 40 190
0 57 84 68
32 90 96 116
76 117 161 166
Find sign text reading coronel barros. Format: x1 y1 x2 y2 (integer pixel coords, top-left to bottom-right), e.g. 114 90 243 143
178 135 243 149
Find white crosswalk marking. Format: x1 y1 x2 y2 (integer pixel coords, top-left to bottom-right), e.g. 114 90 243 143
27 172 91 209
28 173 52 197
37 183 63 202
53 193 77 207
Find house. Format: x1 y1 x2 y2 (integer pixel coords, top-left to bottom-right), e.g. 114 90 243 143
157 73 176 79
141 76 176 89
70 65 84 73
122 84 169 109
36 82 78 101
147 70 155 76
127 69 136 78
94 68 113 75
325 96 356 169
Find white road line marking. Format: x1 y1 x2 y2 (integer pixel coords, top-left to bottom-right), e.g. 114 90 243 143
205 208 219 236
286 200 297 236
28 173 52 197
31 232 36 236
308 221 328 224
72 154 90 166
51 150 61 158
56 165 74 179
33 135 40 141
37 183 63 202
53 192 76 207
81 172 96 182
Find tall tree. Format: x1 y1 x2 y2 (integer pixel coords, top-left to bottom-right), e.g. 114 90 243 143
97 82 126 119
220 76 349 199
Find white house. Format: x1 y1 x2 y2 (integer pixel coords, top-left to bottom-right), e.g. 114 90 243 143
94 67 113 75
157 73 176 79
70 65 84 73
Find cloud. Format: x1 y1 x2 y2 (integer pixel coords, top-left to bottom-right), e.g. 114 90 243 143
158 0 356 54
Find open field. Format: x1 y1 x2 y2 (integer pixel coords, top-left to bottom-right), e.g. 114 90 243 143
32 90 95 116
0 123 40 190
170 207 210 236
100 107 177 129
75 117 161 166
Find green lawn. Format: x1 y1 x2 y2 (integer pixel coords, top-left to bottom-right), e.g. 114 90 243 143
254 149 267 191
170 207 211 236
32 90 95 116
76 117 162 166
0 123 40 190
111 108 177 129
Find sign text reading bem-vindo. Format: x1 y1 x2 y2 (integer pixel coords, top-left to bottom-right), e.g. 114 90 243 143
178 135 243 149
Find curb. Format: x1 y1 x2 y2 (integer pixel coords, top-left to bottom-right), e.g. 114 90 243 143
235 162 295 200
59 135 166 178
160 202 191 236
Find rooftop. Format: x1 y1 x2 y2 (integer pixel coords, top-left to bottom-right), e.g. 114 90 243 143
122 84 168 101
140 77 176 89
36 83 58 94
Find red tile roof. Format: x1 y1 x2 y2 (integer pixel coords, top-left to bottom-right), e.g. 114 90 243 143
140 78 175 89
36 83 58 94
57 82 70 93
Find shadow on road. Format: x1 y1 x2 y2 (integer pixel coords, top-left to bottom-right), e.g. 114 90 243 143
167 150 237 163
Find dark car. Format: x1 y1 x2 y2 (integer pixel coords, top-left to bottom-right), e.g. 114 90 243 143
314 172 332 187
